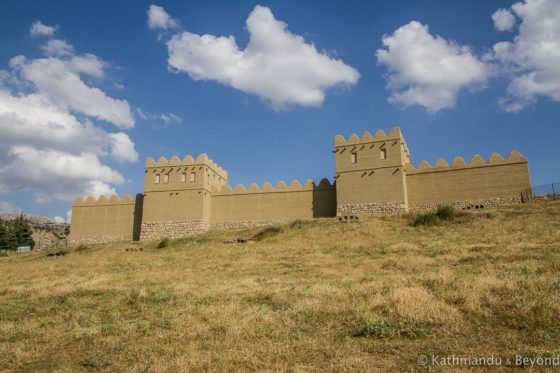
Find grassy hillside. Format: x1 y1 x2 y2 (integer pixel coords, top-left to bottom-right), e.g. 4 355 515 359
1 202 560 371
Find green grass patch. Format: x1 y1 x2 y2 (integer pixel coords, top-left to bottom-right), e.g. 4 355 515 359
253 226 283 241
157 237 170 248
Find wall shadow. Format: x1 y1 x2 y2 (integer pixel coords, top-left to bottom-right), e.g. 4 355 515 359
133 193 144 241
312 179 337 218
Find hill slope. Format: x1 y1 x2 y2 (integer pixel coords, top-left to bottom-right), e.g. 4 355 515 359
1 202 559 371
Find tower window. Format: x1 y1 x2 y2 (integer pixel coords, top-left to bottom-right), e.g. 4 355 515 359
190 172 196 182
380 149 387 160
181 172 187 182
154 174 160 184
163 173 169 183
351 152 357 163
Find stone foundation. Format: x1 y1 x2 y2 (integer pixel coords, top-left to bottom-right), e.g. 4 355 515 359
337 201 407 216
408 196 522 212
526 194 560 202
68 235 131 245
211 220 293 230
139 220 209 240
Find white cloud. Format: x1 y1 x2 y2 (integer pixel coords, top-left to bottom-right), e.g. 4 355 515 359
0 22 138 203
492 9 517 31
160 112 182 124
11 55 134 128
41 39 74 57
52 216 65 223
136 107 149 120
66 209 72 223
162 5 359 109
489 0 560 112
109 133 139 162
376 21 489 112
2 146 123 202
147 5 179 30
30 21 56 37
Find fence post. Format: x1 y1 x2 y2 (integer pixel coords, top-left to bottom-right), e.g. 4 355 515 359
553 183 555 195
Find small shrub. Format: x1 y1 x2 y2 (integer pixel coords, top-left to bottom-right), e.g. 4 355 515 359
289 219 313 229
253 226 283 241
436 205 456 220
76 244 89 251
80 353 111 368
157 237 170 248
413 212 438 226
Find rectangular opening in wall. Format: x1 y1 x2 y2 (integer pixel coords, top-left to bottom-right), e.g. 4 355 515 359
380 149 387 160
164 173 169 183
351 152 357 163
154 174 160 184
181 172 186 182
190 172 196 182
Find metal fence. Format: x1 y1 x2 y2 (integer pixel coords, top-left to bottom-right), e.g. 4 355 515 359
521 181 560 202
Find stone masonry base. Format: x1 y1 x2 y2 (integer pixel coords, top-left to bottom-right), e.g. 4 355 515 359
68 235 131 245
408 196 522 212
140 220 209 241
337 201 408 216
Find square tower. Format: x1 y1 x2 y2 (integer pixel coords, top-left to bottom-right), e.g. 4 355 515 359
334 127 410 215
141 153 228 239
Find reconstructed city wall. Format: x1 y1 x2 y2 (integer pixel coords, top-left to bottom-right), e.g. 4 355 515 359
210 179 336 229
406 151 531 210
69 194 141 244
68 128 534 243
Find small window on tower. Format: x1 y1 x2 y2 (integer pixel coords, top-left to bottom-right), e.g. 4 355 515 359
351 152 357 163
181 173 187 182
380 149 387 160
164 173 169 183
155 174 160 184
190 172 196 182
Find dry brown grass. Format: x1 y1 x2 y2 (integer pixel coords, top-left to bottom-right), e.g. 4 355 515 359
1 202 560 372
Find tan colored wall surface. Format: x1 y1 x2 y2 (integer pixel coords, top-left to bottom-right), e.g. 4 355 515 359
210 180 336 223
142 153 225 223
335 129 408 206
407 152 530 204
70 195 137 241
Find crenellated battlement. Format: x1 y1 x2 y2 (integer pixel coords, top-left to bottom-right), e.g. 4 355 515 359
72 194 136 206
145 153 228 180
406 150 527 174
334 127 403 146
211 178 335 195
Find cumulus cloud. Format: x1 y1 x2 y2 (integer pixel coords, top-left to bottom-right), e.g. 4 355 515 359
29 21 56 37
492 9 517 31
159 5 359 109
489 0 560 112
0 23 138 203
41 39 74 57
11 55 134 128
376 21 489 112
147 5 179 30
109 133 139 162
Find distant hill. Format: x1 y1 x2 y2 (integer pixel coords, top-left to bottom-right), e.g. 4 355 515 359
0 213 69 250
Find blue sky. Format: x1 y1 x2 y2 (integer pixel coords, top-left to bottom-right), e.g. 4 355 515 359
0 0 559 221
